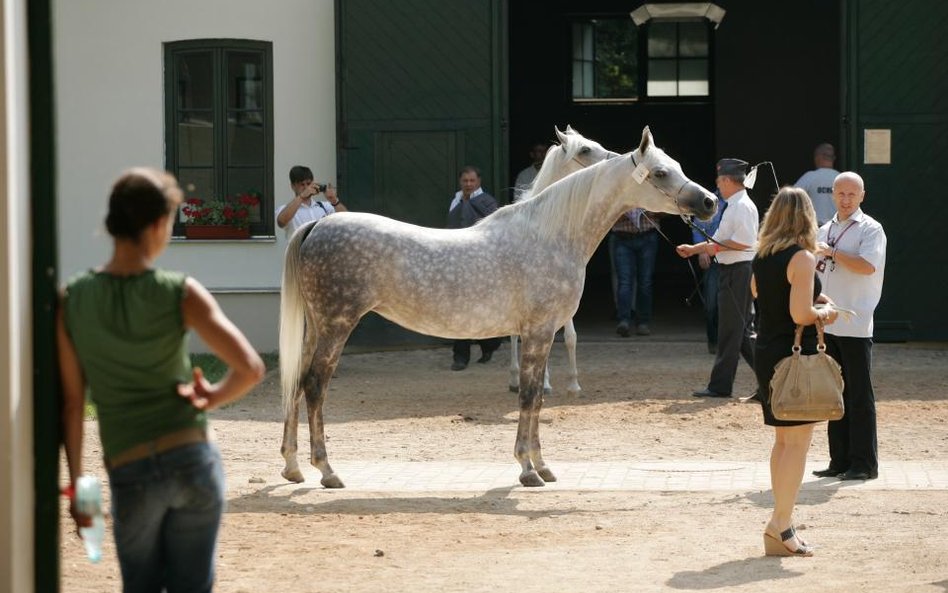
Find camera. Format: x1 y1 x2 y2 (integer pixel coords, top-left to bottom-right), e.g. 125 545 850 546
314 183 328 193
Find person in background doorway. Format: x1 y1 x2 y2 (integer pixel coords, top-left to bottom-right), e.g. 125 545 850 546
690 189 726 354
446 165 501 370
513 141 550 202
609 208 663 337
794 143 839 226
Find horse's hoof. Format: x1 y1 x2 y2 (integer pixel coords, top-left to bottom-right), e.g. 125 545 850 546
543 386 553 396
509 384 519 393
282 468 306 484
519 471 546 487
537 467 557 483
321 474 346 489
567 386 582 397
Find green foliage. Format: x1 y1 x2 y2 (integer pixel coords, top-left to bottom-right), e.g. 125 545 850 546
190 351 279 382
593 20 638 98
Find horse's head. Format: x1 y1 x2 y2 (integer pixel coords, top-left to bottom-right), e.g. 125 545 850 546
554 125 620 168
522 126 619 201
628 126 718 220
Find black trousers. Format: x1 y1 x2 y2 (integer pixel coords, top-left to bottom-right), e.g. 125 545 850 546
824 335 878 474
453 338 501 363
707 261 755 395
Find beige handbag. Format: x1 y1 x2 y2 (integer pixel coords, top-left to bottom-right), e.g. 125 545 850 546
770 323 845 421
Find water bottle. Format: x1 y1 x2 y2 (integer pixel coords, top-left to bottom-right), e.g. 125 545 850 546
74 475 105 563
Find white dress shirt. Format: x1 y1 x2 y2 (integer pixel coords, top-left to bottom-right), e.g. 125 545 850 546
712 189 758 264
817 209 887 338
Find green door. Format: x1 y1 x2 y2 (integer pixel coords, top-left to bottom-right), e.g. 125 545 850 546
844 0 948 340
336 0 507 346
337 0 508 228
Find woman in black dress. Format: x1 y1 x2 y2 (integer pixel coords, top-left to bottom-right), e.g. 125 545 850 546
751 187 838 556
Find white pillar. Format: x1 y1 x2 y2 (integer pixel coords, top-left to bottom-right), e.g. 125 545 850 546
1 0 36 591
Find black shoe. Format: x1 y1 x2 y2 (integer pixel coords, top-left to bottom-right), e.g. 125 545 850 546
838 469 878 481
812 467 846 478
692 388 730 398
476 351 493 364
738 390 762 405
616 321 631 337
451 359 468 371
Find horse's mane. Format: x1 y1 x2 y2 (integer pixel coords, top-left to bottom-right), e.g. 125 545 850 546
516 128 589 203
485 159 608 244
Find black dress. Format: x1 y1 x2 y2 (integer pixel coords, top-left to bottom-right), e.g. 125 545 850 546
752 246 822 427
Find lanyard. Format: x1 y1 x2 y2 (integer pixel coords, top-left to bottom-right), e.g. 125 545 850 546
827 219 857 247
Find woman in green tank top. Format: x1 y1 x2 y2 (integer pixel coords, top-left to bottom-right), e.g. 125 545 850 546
58 168 264 591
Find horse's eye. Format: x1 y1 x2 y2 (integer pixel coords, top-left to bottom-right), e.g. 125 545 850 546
653 169 667 179
580 147 591 154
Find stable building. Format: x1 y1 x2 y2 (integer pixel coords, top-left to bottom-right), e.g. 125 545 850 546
2 1 947 590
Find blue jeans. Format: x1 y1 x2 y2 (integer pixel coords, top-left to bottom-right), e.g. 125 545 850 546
107 442 225 593
610 231 658 325
701 262 720 345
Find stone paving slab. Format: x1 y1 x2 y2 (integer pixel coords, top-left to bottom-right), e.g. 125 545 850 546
303 460 948 492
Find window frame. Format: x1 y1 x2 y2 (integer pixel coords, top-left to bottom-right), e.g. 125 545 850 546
644 19 712 101
164 38 275 238
567 15 714 105
569 16 642 104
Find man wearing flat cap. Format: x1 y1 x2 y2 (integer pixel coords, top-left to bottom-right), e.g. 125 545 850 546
676 158 759 398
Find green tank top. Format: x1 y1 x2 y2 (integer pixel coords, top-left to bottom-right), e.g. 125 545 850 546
63 269 206 459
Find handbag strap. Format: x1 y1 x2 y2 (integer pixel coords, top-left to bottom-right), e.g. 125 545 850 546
792 320 828 354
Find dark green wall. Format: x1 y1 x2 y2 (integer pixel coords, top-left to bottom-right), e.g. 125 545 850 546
336 0 507 346
845 0 948 340
337 0 505 228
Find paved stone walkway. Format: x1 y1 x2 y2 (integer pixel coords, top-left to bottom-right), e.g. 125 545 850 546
315 460 948 492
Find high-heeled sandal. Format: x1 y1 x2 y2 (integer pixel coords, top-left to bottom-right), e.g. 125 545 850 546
764 526 814 557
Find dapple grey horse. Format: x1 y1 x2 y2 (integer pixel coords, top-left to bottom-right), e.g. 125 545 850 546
279 126 717 487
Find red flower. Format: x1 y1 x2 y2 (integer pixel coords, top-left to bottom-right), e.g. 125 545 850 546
181 192 261 230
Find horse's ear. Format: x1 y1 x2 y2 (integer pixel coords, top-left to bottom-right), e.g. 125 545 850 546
555 126 569 151
566 124 577 134
638 126 653 154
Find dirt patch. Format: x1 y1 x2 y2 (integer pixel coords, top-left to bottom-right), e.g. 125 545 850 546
60 340 948 592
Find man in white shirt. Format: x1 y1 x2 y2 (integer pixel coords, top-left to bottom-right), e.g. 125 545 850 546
812 171 887 481
513 142 549 202
794 143 839 225
276 165 347 238
676 158 759 398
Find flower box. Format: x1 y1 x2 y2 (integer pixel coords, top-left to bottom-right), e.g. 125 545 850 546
180 193 260 240
184 225 251 240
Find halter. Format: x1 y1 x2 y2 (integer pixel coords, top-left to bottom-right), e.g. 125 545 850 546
629 151 692 213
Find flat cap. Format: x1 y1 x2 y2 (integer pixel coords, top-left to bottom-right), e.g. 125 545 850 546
716 158 749 177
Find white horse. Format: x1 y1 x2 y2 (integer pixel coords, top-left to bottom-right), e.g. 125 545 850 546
279 126 717 488
509 126 618 397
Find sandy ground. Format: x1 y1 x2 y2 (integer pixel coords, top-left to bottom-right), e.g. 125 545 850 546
60 338 948 592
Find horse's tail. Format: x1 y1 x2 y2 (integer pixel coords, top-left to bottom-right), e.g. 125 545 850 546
280 222 317 419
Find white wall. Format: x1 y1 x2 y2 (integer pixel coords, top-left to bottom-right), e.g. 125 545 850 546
1 0 35 589
53 0 336 290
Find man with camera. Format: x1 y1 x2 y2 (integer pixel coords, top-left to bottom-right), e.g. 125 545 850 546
276 165 347 238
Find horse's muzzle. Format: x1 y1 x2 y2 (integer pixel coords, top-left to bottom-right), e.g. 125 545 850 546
680 182 718 221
